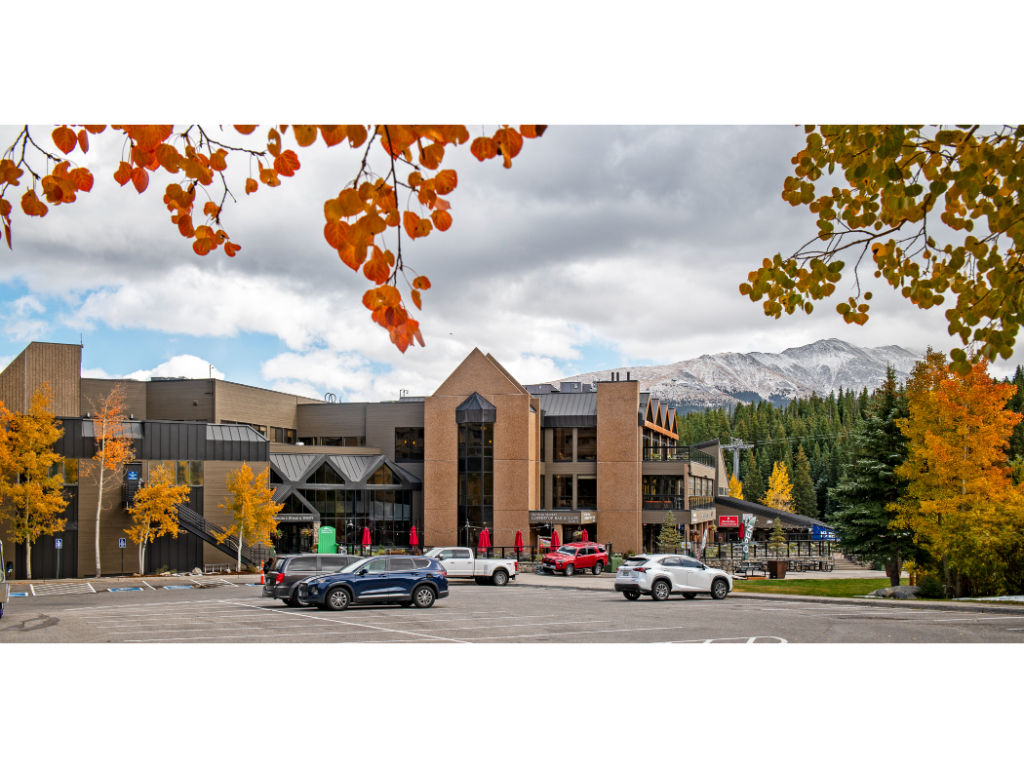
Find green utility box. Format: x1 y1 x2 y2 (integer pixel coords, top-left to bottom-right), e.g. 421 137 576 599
610 555 623 572
317 526 336 554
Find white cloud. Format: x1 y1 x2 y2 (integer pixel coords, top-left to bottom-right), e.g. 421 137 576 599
124 355 225 381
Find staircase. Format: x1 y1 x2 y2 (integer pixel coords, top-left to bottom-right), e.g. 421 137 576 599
175 504 270 568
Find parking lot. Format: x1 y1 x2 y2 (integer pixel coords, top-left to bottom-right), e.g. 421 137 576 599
4 578 1024 643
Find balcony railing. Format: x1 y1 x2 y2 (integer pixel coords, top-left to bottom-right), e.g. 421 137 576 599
642 445 716 467
642 494 685 510
687 495 715 510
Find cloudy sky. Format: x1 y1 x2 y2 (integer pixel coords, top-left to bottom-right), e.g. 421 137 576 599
4 123 1019 402
3 4 1019 406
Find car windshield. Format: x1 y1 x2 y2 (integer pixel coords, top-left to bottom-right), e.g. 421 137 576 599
338 558 372 574
624 557 649 565
557 546 576 555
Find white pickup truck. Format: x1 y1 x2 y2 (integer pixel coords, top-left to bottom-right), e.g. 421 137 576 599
424 546 518 586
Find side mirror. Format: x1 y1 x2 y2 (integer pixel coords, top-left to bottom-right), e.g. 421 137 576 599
4 562 11 576
436 554 445 561
358 568 368 576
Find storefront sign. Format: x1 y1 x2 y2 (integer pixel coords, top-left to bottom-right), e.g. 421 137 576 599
719 515 739 527
812 525 837 541
529 510 597 525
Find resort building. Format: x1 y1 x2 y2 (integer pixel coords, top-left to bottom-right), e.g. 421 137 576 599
0 342 729 578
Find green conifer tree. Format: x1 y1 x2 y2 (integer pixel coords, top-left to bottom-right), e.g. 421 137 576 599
792 445 818 518
656 509 683 553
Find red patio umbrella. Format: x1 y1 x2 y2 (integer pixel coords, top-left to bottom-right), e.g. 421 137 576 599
361 526 371 549
550 528 560 548
409 525 419 549
513 529 524 554
478 526 492 550
581 529 589 542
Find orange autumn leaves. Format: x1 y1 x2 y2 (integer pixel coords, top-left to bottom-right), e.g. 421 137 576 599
0 123 544 352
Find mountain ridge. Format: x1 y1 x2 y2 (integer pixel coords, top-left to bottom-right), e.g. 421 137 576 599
547 338 922 410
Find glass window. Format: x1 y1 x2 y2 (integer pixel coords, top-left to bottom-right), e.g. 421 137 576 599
553 475 573 508
577 475 596 509
454 549 471 559
577 428 596 462
395 427 425 462
412 557 431 569
52 458 78 485
369 465 396 485
363 557 387 573
662 557 683 567
681 557 702 569
553 428 573 461
310 462 345 485
289 556 317 571
270 468 284 485
189 461 202 486
387 557 414 572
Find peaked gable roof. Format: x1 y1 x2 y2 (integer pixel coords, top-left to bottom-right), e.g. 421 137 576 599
433 348 529 397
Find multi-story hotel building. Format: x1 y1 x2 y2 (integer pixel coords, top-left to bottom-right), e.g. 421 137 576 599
0 342 728 578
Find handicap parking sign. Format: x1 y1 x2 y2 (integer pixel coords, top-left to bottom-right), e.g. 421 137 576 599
118 538 127 549
55 538 63 550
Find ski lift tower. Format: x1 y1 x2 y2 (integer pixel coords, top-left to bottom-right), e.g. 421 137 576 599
723 437 754 479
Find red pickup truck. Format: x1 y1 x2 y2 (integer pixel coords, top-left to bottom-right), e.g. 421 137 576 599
540 542 610 576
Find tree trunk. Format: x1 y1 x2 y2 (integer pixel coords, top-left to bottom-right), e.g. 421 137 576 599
886 558 901 587
94 459 105 577
26 540 32 580
236 530 244 573
138 542 146 575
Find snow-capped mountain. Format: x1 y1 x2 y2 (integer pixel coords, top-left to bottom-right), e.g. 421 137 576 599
549 338 923 410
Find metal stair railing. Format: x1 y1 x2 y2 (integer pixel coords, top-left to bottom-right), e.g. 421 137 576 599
174 503 267 568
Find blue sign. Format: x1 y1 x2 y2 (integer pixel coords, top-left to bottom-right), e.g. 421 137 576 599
118 538 127 549
55 538 63 550
811 525 837 541
127 471 139 481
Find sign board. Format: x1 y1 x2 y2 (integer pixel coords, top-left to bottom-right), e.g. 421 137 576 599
55 538 63 550
126 470 139 482
719 515 739 527
118 538 127 549
529 510 597 525
811 525 837 541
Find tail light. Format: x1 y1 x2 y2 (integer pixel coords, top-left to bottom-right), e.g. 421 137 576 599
632 567 649 573
275 573 285 584
514 561 518 572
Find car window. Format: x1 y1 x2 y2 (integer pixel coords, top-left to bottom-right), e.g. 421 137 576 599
557 546 576 555
322 555 347 567
388 557 414 572
270 558 289 571
363 557 387 573
438 549 458 559
453 549 471 558
596 546 605 553
289 556 317 571
412 557 432 569
681 557 703 569
662 556 683 567
584 547 596 556
624 556 649 565
339 557 370 574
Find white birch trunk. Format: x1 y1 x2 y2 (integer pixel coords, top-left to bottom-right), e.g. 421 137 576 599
94 454 106 577
236 529 244 573
25 540 32 580
138 541 146 575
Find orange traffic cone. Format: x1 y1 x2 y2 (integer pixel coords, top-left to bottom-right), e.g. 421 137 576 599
259 573 264 584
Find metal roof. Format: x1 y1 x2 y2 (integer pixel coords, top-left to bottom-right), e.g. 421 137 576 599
714 496 832 530
271 453 319 482
537 392 597 427
81 420 144 438
455 392 497 424
206 423 265 443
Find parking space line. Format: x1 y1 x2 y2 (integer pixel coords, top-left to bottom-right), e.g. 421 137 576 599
217 600 470 643
933 616 1024 623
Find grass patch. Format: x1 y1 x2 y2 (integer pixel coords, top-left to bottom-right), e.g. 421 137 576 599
732 578 891 598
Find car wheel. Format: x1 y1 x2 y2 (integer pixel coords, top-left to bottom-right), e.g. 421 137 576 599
564 564 575 577
623 590 641 601
413 585 436 609
592 561 604 576
492 569 509 586
711 578 729 600
325 587 350 611
683 592 697 600
651 580 670 601
284 595 302 608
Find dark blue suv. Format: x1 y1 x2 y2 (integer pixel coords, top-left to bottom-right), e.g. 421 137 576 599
297 555 449 611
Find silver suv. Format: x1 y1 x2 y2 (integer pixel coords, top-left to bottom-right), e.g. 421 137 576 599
614 553 732 601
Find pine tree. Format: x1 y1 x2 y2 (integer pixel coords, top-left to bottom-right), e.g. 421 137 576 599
791 445 818 518
768 517 787 555
741 451 764 503
830 368 916 586
656 509 683 553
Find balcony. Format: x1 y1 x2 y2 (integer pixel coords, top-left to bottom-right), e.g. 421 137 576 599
642 494 685 510
642 445 716 467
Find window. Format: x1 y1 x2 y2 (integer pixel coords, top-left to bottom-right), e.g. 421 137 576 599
662 557 683 567
577 428 596 462
387 557 414 572
553 428 573 461
395 427 425 462
157 460 203 486
297 436 365 447
289 556 317 570
269 468 284 485
51 458 78 485
681 557 703 569
369 465 396 485
577 475 596 509
412 557 431 569
457 422 494 545
271 427 296 444
364 558 387 573
309 462 345 485
553 475 573 508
